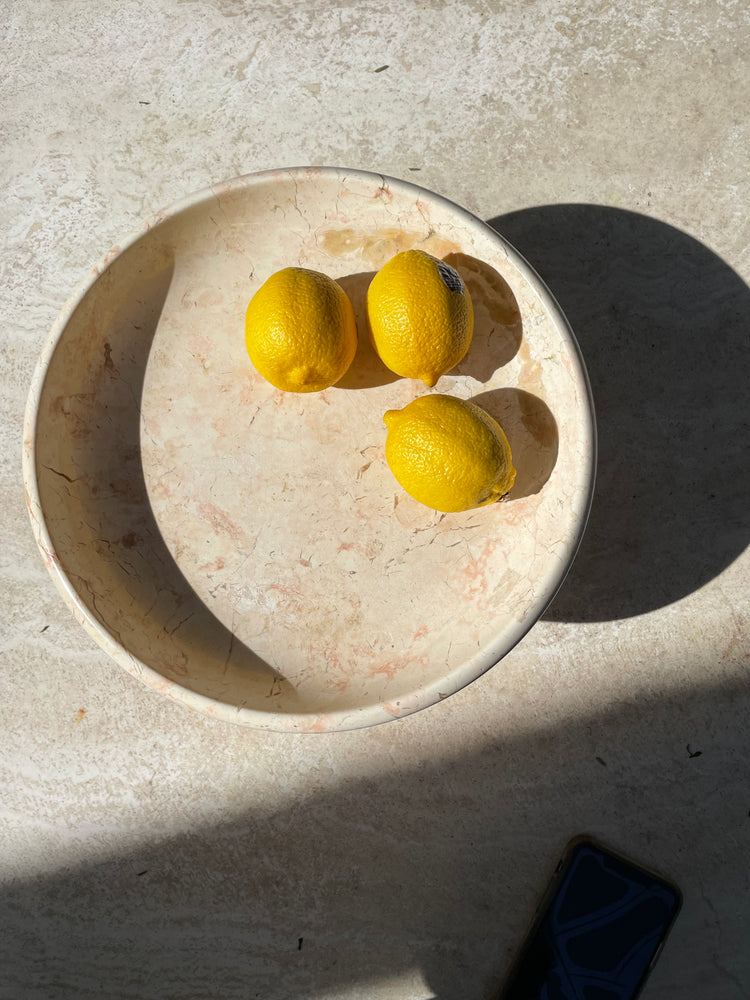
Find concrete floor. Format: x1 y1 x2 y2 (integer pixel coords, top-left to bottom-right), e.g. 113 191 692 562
2 2 749 997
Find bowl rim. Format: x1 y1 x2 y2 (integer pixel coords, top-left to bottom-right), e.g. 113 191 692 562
22 165 597 732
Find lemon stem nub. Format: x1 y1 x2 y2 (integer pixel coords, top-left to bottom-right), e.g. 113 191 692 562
366 249 473 385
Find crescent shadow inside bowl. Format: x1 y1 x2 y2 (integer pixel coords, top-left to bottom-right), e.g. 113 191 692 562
33 235 305 715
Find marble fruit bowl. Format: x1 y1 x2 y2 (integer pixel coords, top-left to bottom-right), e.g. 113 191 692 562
23 168 595 732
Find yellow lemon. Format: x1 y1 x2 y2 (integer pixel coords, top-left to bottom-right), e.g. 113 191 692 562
383 394 516 513
366 249 473 387
245 267 357 392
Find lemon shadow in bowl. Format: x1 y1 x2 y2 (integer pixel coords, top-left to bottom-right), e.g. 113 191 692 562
446 252 523 383
471 388 559 499
335 271 400 390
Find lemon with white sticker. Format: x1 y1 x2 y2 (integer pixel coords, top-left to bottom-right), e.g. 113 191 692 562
366 249 473 386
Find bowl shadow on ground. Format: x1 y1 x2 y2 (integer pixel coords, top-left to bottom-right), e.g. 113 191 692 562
488 205 750 622
471 388 558 499
34 249 282 704
335 255 522 391
3 673 748 1000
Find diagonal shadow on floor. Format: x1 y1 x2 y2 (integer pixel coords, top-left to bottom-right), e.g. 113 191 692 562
2 672 748 1000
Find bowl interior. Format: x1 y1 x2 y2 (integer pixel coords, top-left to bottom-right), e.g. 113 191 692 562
28 168 594 730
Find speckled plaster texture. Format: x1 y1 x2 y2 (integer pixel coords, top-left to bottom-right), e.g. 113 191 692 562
2 1 750 998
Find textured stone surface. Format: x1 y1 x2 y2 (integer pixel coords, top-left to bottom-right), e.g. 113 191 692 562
2 1 749 998
25 168 594 731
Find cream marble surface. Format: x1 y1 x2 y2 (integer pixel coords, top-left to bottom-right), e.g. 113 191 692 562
25 168 593 731
2 2 749 998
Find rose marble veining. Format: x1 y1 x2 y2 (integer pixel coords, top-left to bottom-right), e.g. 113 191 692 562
24 168 595 731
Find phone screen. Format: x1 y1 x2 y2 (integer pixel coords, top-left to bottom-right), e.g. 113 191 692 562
499 839 682 1000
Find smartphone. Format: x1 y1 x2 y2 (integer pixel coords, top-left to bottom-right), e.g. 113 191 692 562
498 837 682 1000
